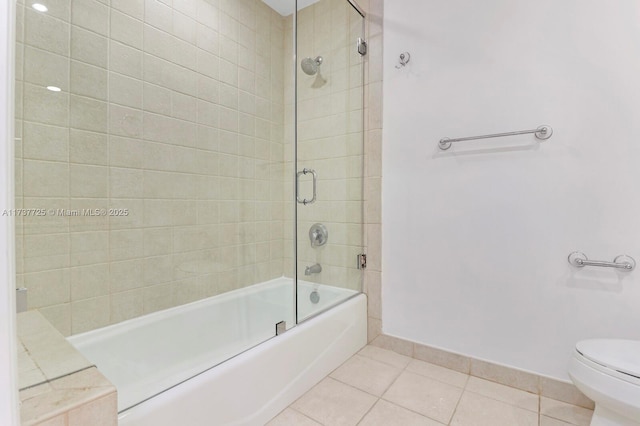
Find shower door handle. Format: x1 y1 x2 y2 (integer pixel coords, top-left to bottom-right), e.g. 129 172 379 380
296 168 317 205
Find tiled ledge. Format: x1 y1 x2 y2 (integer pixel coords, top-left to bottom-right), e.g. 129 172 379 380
19 367 117 426
17 311 117 426
371 333 594 410
17 311 93 390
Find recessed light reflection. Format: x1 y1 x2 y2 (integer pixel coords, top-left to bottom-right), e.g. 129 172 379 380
32 3 48 12
46 86 61 92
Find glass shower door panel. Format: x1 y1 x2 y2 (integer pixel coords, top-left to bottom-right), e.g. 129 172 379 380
296 0 365 322
15 0 297 413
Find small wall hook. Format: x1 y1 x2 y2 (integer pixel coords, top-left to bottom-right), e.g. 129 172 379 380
395 52 411 69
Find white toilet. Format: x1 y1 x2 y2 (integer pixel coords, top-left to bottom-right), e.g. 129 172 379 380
568 339 640 426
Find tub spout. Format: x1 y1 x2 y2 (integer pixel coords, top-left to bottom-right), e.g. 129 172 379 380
304 263 322 275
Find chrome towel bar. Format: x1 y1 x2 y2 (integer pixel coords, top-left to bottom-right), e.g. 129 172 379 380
568 252 636 271
438 125 553 150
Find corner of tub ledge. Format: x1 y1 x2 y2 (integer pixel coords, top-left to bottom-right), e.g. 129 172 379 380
17 309 94 389
20 367 118 426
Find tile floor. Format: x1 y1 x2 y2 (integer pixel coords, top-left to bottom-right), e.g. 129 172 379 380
267 345 594 426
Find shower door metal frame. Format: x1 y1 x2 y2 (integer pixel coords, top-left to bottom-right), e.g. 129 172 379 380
292 0 299 328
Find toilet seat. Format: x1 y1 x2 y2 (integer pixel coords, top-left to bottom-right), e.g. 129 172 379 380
569 339 640 425
575 339 640 386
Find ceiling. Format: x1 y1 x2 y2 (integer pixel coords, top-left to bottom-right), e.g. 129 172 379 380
261 0 320 16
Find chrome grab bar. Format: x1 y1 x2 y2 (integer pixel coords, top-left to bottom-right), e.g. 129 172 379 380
568 251 636 271
439 125 553 150
296 168 317 205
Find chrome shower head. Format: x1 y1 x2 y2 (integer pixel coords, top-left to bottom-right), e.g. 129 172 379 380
301 56 323 75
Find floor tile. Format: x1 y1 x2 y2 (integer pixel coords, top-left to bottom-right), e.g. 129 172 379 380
292 377 377 426
540 397 593 426
358 345 413 369
382 371 463 424
465 376 538 412
540 415 574 426
272 346 596 426
266 408 322 426
358 400 445 426
406 359 469 388
450 391 538 426
330 354 403 396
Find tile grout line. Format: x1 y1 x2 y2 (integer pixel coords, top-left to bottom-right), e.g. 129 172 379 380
286 406 324 426
358 347 556 424
357 353 411 423
539 393 542 426
354 395 379 426
393 359 469 390
356 349 455 425
444 374 469 426
353 348 410 426
277 345 592 425
462 375 542 414
461 388 540 414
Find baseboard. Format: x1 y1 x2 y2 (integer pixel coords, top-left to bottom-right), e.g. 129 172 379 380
371 333 594 410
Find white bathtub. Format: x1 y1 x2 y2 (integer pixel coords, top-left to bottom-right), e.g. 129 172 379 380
68 277 366 425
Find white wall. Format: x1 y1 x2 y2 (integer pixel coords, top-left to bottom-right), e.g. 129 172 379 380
0 0 19 423
383 0 640 380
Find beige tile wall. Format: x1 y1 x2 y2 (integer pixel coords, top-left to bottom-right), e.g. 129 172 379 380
16 0 378 337
15 0 289 336
283 0 366 295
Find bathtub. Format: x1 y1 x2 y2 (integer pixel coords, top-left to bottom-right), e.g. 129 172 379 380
68 277 366 425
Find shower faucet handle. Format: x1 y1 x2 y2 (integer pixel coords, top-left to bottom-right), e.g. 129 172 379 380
309 223 328 247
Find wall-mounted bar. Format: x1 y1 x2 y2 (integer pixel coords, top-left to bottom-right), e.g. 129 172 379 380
568 251 636 271
438 125 553 150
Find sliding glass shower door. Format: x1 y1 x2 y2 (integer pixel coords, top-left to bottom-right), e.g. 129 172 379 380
295 0 365 321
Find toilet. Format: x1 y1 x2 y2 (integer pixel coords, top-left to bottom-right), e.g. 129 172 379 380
568 339 640 426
